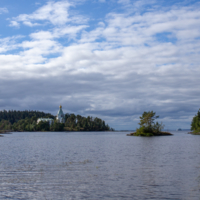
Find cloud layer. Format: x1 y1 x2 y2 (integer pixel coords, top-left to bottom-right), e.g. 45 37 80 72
0 0 200 130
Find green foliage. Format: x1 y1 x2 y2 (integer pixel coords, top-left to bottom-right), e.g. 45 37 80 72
0 110 54 124
134 127 154 136
64 113 112 131
0 120 12 130
37 121 50 131
50 121 65 131
0 110 113 132
191 109 200 133
139 111 159 128
153 121 165 134
12 117 38 131
135 111 164 136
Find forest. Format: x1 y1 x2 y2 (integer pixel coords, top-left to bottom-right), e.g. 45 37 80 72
0 110 113 132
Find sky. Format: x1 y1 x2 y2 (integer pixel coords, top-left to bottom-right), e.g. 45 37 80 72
0 0 200 130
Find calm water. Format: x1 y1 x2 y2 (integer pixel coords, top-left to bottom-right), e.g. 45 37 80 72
0 131 200 200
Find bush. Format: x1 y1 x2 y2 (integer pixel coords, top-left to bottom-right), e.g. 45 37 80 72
135 127 154 136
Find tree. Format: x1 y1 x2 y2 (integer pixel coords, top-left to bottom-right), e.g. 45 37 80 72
191 109 200 133
65 113 70 121
0 110 54 124
139 111 159 128
37 121 50 131
136 111 164 136
0 109 113 132
50 121 64 131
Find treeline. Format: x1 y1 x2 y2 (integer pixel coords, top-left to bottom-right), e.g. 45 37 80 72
191 109 200 133
0 118 64 132
0 110 113 132
0 110 54 124
64 114 112 131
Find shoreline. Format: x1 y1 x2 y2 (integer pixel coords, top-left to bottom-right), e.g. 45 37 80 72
127 131 173 136
0 130 114 133
188 132 200 135
0 130 12 134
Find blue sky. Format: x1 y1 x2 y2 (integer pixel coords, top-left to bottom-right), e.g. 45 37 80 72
0 0 200 130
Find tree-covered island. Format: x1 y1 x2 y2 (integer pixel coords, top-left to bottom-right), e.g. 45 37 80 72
0 110 113 132
127 111 172 136
190 109 200 135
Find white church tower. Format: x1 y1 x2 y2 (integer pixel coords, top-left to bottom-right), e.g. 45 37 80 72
56 105 65 123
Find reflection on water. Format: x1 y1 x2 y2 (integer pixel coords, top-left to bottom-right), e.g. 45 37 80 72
0 131 200 199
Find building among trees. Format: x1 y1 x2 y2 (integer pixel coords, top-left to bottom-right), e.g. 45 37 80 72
0 106 113 131
37 118 54 125
37 105 65 124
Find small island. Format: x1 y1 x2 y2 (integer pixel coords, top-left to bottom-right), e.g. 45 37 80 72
189 108 200 135
127 111 172 136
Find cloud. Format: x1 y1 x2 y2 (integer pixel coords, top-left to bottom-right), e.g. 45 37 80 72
0 7 8 14
9 1 86 27
1 1 200 129
117 0 130 5
117 0 157 12
9 21 20 28
100 6 200 47
0 36 23 53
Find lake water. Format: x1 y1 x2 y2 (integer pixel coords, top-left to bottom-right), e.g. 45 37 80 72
0 131 200 200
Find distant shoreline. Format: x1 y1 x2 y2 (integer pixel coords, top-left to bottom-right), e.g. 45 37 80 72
188 132 200 135
0 130 114 133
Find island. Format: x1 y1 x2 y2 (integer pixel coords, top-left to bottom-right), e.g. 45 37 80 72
127 131 172 136
0 106 114 132
127 111 172 136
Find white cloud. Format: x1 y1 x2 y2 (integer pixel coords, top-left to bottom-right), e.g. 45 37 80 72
118 0 130 5
0 7 8 14
9 21 20 27
1 1 200 129
52 25 88 39
30 31 54 40
117 0 156 12
0 36 23 53
99 6 200 47
3 3 200 78
9 1 86 27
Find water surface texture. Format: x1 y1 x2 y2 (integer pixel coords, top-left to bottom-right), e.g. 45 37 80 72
0 131 200 199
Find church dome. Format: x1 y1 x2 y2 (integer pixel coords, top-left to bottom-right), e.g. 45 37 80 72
56 105 65 123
